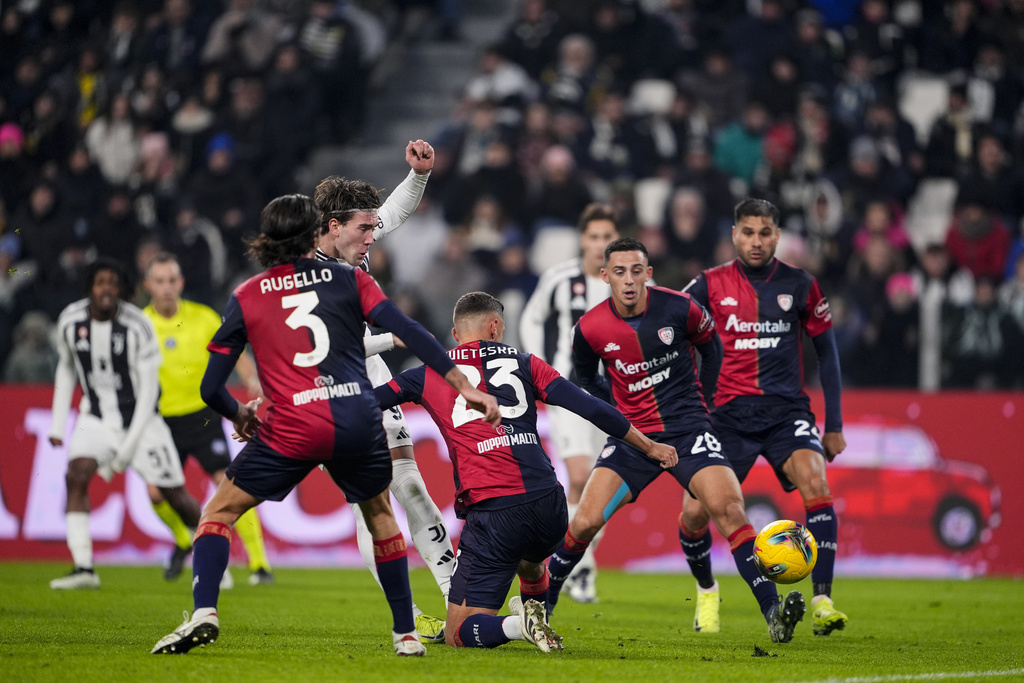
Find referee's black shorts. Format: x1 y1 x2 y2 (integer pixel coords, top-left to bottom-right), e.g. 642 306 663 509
164 407 231 474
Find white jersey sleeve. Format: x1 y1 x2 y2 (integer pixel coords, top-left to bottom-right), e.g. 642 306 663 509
49 303 83 441
375 170 430 239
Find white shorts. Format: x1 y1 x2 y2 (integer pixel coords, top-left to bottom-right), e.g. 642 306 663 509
547 404 607 462
367 353 414 450
67 413 186 487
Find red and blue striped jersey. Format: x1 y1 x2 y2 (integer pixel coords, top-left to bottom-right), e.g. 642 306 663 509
207 258 389 460
572 286 716 434
377 340 562 514
685 259 832 407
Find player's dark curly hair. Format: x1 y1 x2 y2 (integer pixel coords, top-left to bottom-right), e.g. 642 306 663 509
246 194 320 267
453 291 504 324
84 257 132 300
734 197 780 226
604 236 648 263
577 203 619 233
314 175 384 236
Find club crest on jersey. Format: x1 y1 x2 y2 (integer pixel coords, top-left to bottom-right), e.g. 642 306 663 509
658 327 674 345
573 281 586 295
496 423 514 435
164 337 177 350
75 325 90 351
314 374 335 387
777 294 793 312
112 332 125 356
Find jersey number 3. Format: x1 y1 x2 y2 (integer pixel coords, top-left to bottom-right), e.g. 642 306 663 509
282 291 329 367
451 358 528 427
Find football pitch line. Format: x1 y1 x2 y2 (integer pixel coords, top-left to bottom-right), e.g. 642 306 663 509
795 669 1024 683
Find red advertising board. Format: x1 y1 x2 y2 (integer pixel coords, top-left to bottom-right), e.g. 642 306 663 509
1 386 1020 576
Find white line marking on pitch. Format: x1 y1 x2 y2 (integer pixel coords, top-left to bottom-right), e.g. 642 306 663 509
793 669 1024 683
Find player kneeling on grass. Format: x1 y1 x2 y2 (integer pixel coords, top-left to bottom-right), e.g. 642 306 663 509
151 194 498 656
373 292 677 652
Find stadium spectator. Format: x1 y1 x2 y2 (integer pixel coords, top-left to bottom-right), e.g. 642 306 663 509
499 0 568 80
84 92 141 185
945 192 1013 281
713 100 769 186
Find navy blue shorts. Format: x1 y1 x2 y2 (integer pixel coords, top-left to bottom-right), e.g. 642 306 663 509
165 407 230 475
226 435 392 504
713 400 825 492
448 487 567 610
594 420 734 501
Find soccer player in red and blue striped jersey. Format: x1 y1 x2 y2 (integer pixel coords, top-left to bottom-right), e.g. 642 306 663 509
680 198 848 637
374 292 676 652
546 237 808 644
151 194 499 657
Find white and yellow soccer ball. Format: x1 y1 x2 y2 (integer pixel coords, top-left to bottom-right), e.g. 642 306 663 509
752 520 818 584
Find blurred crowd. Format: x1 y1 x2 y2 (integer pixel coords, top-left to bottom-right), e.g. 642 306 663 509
2 0 1024 391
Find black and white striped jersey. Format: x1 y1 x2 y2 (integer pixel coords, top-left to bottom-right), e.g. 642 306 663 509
519 257 611 378
50 298 162 435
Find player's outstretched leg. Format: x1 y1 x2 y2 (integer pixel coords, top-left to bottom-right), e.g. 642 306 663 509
803 494 847 635
508 597 564 652
766 591 806 644
390 459 455 602
563 503 603 603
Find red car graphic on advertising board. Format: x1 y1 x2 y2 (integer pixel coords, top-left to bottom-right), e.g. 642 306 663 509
741 421 1002 553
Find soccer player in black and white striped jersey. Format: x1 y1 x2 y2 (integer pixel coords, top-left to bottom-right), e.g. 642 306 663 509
519 204 620 603
313 140 452 644
47 259 202 589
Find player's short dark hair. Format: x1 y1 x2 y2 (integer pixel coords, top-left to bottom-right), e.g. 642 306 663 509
143 251 180 278
734 198 780 226
314 175 383 236
577 203 618 233
604 236 648 263
246 194 320 267
84 257 131 299
453 291 504 325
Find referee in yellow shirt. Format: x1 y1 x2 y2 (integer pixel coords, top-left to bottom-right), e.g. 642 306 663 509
143 252 273 585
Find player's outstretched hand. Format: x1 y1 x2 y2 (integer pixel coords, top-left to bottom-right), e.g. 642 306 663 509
231 398 263 442
407 139 434 175
822 431 845 462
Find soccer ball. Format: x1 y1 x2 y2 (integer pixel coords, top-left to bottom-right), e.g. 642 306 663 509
752 520 817 584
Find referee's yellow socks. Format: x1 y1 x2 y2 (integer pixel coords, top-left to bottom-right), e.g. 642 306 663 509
152 500 193 550
236 508 270 572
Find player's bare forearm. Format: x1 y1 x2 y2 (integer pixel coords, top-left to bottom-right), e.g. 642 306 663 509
623 426 679 469
822 431 845 462
443 366 501 425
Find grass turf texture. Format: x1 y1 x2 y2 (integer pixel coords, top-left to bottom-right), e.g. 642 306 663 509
2 564 1021 683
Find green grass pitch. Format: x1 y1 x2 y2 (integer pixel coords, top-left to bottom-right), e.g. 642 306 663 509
2 563 1021 683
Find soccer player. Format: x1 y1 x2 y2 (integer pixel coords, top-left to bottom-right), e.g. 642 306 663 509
151 194 498 656
374 292 677 652
546 237 807 644
519 203 619 603
143 252 273 586
679 198 848 636
48 258 202 589
314 139 452 643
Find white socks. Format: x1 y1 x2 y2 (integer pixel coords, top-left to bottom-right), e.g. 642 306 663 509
390 459 454 602
353 459 454 605
65 512 92 569
502 616 524 640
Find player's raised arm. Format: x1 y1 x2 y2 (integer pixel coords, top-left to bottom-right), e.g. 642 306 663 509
374 140 434 239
